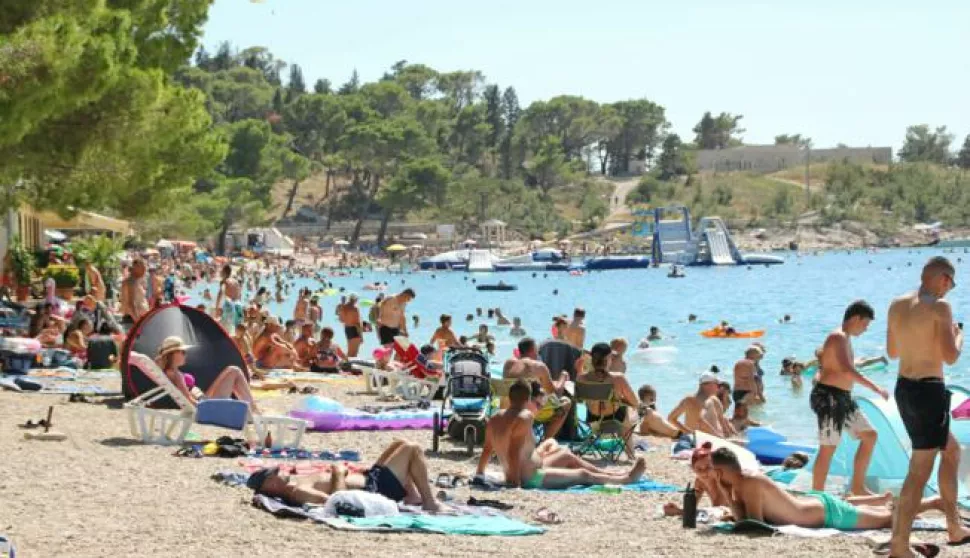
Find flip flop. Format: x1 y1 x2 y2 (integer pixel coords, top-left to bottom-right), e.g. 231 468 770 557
435 473 453 488
947 535 970 547
891 543 940 558
467 497 513 511
533 507 562 525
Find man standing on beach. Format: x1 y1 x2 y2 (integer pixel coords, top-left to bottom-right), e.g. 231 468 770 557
338 295 364 357
120 258 149 329
810 300 886 496
888 257 970 556
377 288 414 345
563 308 586 349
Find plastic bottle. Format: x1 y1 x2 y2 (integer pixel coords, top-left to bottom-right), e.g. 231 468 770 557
682 482 697 528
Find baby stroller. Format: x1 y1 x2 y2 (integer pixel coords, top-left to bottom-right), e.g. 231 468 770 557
432 348 493 456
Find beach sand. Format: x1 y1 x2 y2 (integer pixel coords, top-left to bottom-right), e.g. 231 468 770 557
0 375 950 558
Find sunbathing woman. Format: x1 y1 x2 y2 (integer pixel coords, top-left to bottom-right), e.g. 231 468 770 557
155 336 258 411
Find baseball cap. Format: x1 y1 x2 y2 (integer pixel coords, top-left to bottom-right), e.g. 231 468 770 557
699 373 718 384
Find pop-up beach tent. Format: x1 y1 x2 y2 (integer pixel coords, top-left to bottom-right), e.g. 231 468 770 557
799 388 970 507
121 304 248 407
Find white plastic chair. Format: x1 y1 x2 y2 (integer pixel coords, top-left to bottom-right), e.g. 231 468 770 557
124 352 308 448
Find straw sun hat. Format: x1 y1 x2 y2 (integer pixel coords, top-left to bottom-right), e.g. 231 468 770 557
157 336 194 357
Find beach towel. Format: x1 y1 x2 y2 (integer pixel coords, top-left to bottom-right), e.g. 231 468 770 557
250 494 544 536
548 478 679 494
211 470 250 487
710 516 950 538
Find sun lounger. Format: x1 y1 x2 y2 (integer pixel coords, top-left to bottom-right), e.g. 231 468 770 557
125 351 308 448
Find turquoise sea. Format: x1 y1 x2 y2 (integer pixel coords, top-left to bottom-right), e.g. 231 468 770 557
191 247 970 443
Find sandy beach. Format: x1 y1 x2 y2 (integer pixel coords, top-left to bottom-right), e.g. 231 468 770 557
0 374 951 558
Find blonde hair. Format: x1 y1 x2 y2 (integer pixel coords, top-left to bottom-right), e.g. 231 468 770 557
158 352 179 372
610 338 628 352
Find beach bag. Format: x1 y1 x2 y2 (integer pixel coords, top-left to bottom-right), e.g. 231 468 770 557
322 490 399 518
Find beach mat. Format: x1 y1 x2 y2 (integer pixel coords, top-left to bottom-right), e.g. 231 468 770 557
251 494 544 536
546 478 679 494
38 384 117 395
710 516 950 538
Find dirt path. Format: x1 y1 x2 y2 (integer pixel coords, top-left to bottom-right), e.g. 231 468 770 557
607 177 640 219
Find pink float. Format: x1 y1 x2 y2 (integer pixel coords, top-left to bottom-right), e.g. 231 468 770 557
288 409 435 432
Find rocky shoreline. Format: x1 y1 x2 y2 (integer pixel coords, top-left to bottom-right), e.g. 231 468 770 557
733 222 970 253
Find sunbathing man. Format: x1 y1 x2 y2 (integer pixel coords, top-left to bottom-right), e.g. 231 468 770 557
578 342 640 459
503 337 571 440
710 447 944 556
662 442 732 518
476 379 646 489
248 440 442 512
636 385 682 439
811 300 886 496
668 374 733 437
253 318 302 370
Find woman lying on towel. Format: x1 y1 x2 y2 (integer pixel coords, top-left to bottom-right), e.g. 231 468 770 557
156 336 259 412
247 440 443 512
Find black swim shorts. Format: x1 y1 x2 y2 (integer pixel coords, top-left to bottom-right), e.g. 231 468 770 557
895 376 951 451
732 389 750 404
588 406 628 423
364 465 406 502
344 325 362 341
378 325 400 345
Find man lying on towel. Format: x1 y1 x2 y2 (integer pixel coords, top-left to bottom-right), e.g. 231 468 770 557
476 379 645 489
248 440 442 512
710 446 946 548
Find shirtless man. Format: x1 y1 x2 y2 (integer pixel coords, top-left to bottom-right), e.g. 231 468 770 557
711 447 944 556
308 296 322 331
119 258 149 328
292 323 317 368
563 308 586 349
510 317 527 337
663 442 732 518
503 337 571 440
471 324 494 345
249 440 442 511
810 300 886 495
214 265 244 332
636 385 682 439
732 347 760 408
888 256 970 556
85 262 106 302
338 295 364 358
608 338 628 373
476 380 646 489
253 318 302 370
428 314 460 349
377 288 414 345
578 343 640 459
669 374 734 437
293 289 309 325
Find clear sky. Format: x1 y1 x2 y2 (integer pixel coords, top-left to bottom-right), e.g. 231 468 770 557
203 0 969 151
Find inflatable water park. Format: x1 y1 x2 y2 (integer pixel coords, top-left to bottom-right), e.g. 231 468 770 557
419 205 782 272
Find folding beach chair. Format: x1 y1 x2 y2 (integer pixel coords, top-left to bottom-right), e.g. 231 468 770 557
124 352 308 448
393 337 445 401
572 381 628 463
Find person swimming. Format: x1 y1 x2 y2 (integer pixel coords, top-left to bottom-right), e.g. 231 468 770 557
647 326 662 341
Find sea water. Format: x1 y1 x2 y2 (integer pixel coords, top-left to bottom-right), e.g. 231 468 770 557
190 247 970 442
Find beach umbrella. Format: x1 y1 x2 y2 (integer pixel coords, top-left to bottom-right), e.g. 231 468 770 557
156 239 174 249
334 239 350 246
462 239 477 245
385 244 407 252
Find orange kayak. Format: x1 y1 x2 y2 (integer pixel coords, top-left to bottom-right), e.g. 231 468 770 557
701 329 765 339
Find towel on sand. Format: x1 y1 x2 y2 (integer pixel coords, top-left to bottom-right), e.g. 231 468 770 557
710 516 950 538
550 478 679 494
250 494 544 536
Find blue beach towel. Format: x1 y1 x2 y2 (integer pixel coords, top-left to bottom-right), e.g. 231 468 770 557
558 478 680 494
326 514 545 536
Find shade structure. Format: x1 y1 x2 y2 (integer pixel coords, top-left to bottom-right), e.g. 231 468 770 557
334 240 350 246
385 244 407 252
121 304 248 407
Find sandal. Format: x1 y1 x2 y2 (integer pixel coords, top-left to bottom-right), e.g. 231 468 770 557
435 473 454 488
534 507 563 525
467 497 513 511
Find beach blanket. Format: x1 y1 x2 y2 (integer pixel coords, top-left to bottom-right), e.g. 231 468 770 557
543 478 679 494
38 384 116 395
251 494 544 536
710 516 950 538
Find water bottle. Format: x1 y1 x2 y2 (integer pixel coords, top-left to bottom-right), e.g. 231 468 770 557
682 482 697 528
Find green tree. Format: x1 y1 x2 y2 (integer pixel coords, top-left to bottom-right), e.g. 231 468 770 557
285 63 306 102
338 69 361 95
774 134 812 148
957 135 970 170
693 111 744 149
376 158 450 244
0 0 225 217
499 86 521 179
605 100 667 175
899 125 953 164
527 137 572 196
483 84 504 150
313 79 332 94
656 134 687 180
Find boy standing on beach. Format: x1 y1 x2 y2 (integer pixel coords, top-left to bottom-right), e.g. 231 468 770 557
810 300 887 495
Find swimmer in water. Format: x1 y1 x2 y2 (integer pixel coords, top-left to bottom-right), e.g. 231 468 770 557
495 308 511 326
465 314 474 322
413 315 420 328
688 314 697 323
510 317 526 337
552 289 559 295
637 338 650 349
779 314 792 324
647 326 662 341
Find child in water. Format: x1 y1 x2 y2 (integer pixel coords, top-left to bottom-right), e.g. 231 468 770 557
609 338 628 373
